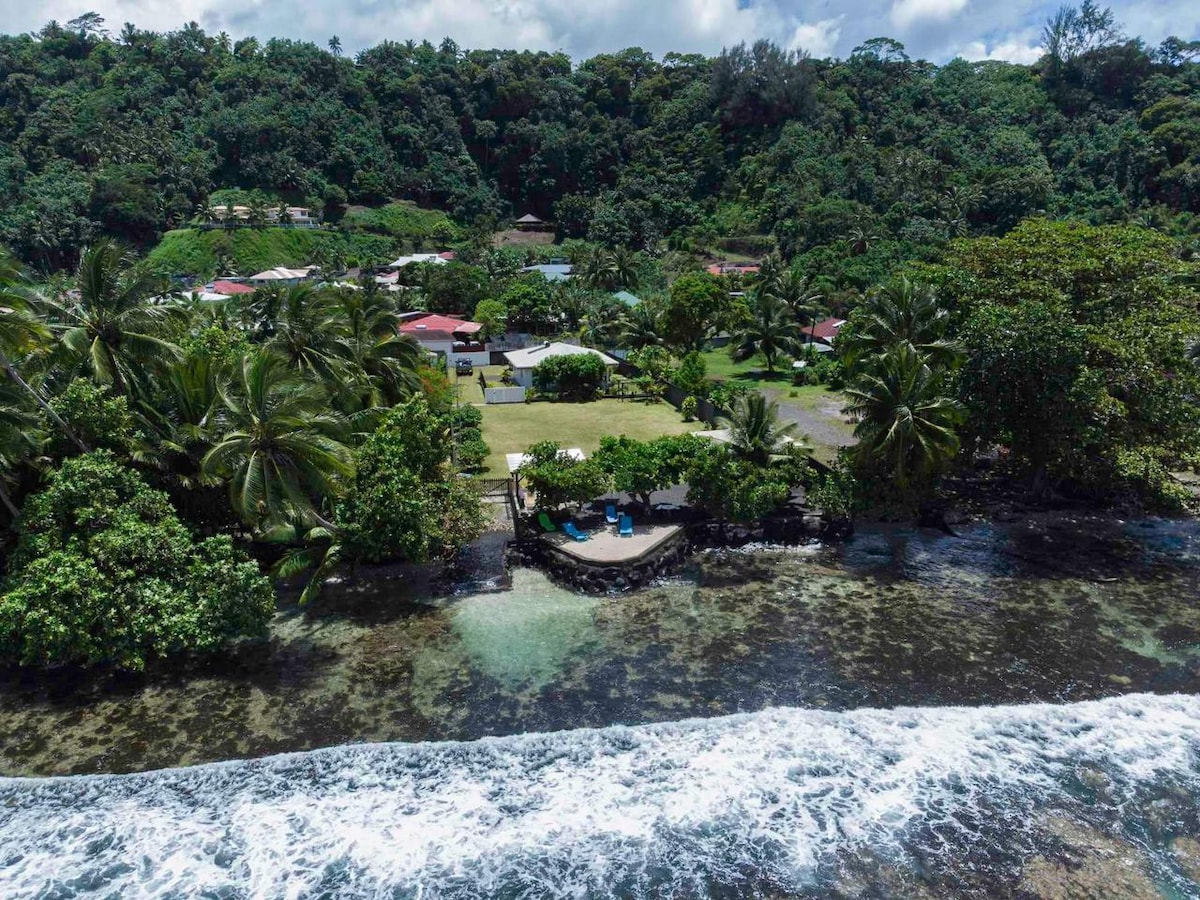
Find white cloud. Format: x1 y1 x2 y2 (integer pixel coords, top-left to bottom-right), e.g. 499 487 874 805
788 17 844 58
890 0 969 32
957 36 1043 64
4 0 1198 63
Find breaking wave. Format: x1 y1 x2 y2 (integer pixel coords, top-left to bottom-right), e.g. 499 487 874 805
3 694 1200 898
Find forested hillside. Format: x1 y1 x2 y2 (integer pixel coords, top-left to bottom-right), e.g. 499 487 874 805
0 10 1198 288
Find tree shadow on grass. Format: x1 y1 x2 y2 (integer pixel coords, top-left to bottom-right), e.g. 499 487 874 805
730 370 792 384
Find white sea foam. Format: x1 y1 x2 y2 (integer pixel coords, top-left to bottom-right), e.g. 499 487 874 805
2 694 1200 898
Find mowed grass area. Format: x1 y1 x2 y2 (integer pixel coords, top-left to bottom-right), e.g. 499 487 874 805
479 398 694 475
452 365 506 405
699 349 855 463
700 348 809 392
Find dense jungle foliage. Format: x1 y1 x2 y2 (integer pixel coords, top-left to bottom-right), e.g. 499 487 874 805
0 12 1197 293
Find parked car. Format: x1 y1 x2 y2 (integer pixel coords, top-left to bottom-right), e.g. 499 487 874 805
455 358 474 375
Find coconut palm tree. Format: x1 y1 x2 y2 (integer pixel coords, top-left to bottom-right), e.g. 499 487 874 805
611 247 640 290
246 198 269 229
135 350 224 496
846 222 878 257
53 239 184 397
203 350 353 530
333 288 422 409
0 383 41 519
620 303 666 349
838 276 963 373
844 344 964 492
730 288 804 376
755 252 784 292
579 247 620 292
0 248 87 452
776 268 824 327
192 200 218 227
720 392 801 467
265 284 353 383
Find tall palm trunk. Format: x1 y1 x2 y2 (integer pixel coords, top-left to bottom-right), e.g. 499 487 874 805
0 350 88 453
0 477 18 519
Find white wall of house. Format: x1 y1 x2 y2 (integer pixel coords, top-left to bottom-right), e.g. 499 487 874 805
415 339 454 356
511 367 535 388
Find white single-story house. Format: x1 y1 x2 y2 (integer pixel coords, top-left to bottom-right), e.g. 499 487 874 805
520 263 573 282
247 266 319 285
503 341 619 389
389 252 453 269
399 313 490 367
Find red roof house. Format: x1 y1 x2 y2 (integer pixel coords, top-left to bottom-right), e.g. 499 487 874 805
706 263 761 277
399 314 483 343
802 317 846 345
211 280 255 295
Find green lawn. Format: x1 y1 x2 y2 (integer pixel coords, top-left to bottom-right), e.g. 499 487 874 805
452 365 506 405
699 348 803 392
479 398 695 475
699 349 855 463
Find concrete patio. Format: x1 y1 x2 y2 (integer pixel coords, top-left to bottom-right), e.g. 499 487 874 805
540 522 683 564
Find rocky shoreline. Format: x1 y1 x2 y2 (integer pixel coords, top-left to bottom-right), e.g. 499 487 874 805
507 508 854 594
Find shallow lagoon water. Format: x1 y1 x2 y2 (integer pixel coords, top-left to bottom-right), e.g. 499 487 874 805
3 516 1200 896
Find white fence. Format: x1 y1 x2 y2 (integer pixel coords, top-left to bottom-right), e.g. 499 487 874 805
485 386 527 404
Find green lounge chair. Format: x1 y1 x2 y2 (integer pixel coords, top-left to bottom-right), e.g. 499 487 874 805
537 512 557 532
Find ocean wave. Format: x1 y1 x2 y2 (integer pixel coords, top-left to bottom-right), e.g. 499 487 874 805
3 694 1200 898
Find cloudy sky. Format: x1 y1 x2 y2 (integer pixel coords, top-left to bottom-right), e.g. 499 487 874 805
6 0 1198 64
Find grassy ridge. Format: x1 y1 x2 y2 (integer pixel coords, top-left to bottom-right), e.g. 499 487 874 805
146 228 397 278
146 202 462 278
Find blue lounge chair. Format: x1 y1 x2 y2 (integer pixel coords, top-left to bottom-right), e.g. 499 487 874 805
605 503 619 525
563 521 589 542
619 514 634 537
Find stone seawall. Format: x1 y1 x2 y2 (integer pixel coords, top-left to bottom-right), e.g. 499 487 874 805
507 510 853 593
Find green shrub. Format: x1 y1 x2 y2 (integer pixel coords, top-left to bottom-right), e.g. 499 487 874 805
681 395 699 422
46 379 139 460
339 400 488 562
532 353 608 401
0 452 274 670
520 441 611 509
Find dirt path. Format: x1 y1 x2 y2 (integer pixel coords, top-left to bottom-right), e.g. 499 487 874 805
762 387 856 463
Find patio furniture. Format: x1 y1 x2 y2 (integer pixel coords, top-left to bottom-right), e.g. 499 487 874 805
605 503 619 525
537 512 557 532
619 514 634 537
563 521 589 542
